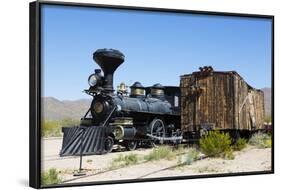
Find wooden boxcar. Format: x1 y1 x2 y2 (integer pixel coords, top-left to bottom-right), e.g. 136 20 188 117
180 67 265 138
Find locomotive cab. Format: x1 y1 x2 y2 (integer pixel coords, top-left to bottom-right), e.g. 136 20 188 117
163 86 181 114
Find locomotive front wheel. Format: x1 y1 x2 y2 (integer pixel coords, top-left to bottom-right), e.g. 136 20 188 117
124 140 137 151
104 136 114 153
150 118 165 144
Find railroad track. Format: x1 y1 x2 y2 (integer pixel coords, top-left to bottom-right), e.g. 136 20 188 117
61 150 203 183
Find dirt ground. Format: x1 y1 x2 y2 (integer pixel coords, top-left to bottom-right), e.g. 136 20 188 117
41 138 272 184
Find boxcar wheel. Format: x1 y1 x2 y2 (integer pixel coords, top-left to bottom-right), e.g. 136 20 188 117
104 136 114 153
124 140 137 151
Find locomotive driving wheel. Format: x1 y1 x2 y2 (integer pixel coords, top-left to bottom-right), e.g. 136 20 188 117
104 136 114 153
149 118 166 144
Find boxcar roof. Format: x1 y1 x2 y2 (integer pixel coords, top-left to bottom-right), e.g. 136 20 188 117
180 70 262 92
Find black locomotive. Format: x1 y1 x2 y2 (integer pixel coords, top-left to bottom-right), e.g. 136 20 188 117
78 49 182 152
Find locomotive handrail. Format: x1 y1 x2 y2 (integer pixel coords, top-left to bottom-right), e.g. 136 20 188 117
102 106 117 127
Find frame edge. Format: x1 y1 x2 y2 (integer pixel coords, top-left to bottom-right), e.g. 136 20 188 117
29 1 41 188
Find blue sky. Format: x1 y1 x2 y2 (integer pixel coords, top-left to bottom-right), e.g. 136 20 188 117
41 4 272 100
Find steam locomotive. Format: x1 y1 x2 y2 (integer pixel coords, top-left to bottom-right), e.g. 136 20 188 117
78 49 182 153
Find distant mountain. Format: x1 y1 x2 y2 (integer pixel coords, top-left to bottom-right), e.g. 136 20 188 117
261 87 271 116
42 97 91 121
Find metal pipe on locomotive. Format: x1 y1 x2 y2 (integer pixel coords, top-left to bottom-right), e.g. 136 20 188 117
81 49 182 152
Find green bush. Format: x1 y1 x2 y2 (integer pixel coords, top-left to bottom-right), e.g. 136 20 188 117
199 131 232 158
144 146 176 161
249 132 272 148
41 168 62 186
233 138 247 151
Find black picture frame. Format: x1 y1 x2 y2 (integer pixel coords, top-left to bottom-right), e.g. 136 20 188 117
29 0 274 188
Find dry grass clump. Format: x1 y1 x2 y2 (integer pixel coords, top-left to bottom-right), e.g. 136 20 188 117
110 153 139 169
144 146 176 161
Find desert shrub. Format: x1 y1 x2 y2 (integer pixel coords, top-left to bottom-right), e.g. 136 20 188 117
199 131 232 158
42 119 79 137
42 120 61 137
41 168 62 186
233 138 247 151
184 148 200 165
249 132 271 148
144 146 176 161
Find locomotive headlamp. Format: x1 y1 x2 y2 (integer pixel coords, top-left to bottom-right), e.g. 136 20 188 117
93 101 104 113
88 74 98 87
